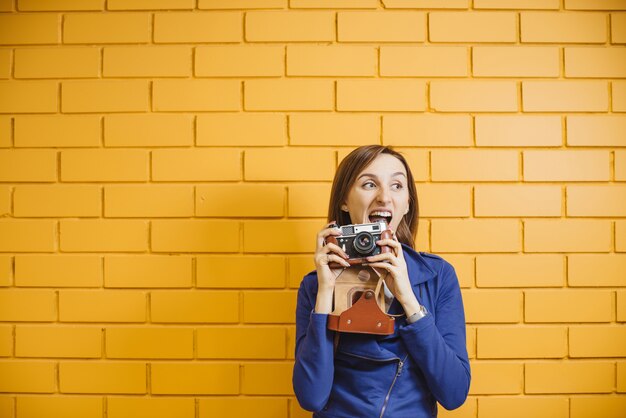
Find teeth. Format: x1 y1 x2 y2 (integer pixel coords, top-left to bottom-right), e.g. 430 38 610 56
370 211 392 217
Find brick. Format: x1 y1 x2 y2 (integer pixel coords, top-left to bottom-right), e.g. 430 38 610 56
152 149 240 181
60 290 145 323
243 220 321 253
476 254 564 288
521 12 606 43
619 291 626 322
0 397 13 418
108 397 195 418
620 362 626 391
568 185 626 217
245 79 333 111
466 327 476 359
0 50 9 80
571 397 626 418
432 150 518 182
197 256 285 288
196 184 284 217
473 46 559 77
569 254 626 287
15 115 100 148
243 363 293 395
105 114 193 147
108 0 194 9
613 13 626 43
197 114 286 146
200 0 285 7
16 396 103 418
105 185 193 218
338 11 425 42
106 327 192 359
443 254 474 289
382 0 468 7
478 397 568 418
566 47 626 78
15 255 101 287
18 0 104 10
155 12 241 43
476 115 561 147
0 186 10 218
288 45 375 76
153 79 239 111
337 79 427 111
287 326 296 360
105 256 192 289
618 151 626 181
618 221 626 252
477 326 567 359
475 185 561 217
0 255 8 287
415 184 471 218
62 80 149 113
381 46 466 77
0 325 12 356
151 220 239 253
399 149 430 182
0 290 55 321
0 116 10 147
0 14 59 44
104 46 191 77
196 45 283 77
0 81 57 113
15 47 99 79
567 116 626 147
432 219 520 253
0 361 55 393
288 183 331 217
474 0 559 8
246 11 333 41
383 115 471 147
0 220 55 252
0 150 56 182
288 256 315 288
14 185 100 217
524 150 610 182
462 290 522 324
431 81 517 112
525 220 611 253
524 81 609 112
526 362 613 394
16 326 100 358
430 12 516 42
60 220 148 252
198 327 286 358
290 114 378 146
526 290 613 323
567 0 626 8
244 148 333 181
469 362 522 395
61 149 148 182
151 291 239 323
0 0 11 11
293 0 376 6
612 81 626 111
570 326 626 357
243 291 297 323
64 13 151 44
199 398 288 418
60 362 146 394
152 363 238 394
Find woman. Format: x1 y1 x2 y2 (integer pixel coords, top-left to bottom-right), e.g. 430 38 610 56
293 145 471 417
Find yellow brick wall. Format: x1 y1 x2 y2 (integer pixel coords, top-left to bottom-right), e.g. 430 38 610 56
0 0 624 417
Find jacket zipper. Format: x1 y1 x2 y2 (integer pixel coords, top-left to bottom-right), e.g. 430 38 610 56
379 355 408 418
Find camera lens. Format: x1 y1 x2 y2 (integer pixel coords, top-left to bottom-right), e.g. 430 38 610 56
353 231 375 255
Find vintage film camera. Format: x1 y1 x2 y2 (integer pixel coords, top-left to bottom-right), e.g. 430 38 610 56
325 221 393 268
325 221 398 335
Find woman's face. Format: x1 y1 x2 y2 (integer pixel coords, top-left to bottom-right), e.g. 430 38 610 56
341 153 410 233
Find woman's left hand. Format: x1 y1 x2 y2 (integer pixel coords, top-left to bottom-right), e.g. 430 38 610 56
364 233 419 310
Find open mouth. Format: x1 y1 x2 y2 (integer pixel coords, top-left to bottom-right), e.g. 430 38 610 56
368 210 392 226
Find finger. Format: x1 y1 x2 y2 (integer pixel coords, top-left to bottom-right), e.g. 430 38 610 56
376 238 404 259
316 223 342 249
323 242 349 259
366 253 398 266
366 262 395 273
327 253 351 268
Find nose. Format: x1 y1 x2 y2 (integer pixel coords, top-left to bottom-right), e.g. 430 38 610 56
376 185 391 203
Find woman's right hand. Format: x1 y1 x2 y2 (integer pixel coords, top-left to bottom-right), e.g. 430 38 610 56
313 221 350 313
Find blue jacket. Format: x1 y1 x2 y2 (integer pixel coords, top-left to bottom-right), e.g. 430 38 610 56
293 245 471 418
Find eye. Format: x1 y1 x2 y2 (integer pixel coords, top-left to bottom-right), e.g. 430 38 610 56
362 181 376 189
391 183 404 190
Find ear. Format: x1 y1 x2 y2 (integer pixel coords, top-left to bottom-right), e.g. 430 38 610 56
341 204 349 212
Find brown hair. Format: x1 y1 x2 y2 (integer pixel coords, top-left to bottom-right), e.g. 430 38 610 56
327 145 419 248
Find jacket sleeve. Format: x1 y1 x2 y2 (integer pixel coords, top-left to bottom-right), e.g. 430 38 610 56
398 261 471 410
292 275 336 412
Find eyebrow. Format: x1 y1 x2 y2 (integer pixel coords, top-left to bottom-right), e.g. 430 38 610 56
357 172 407 180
